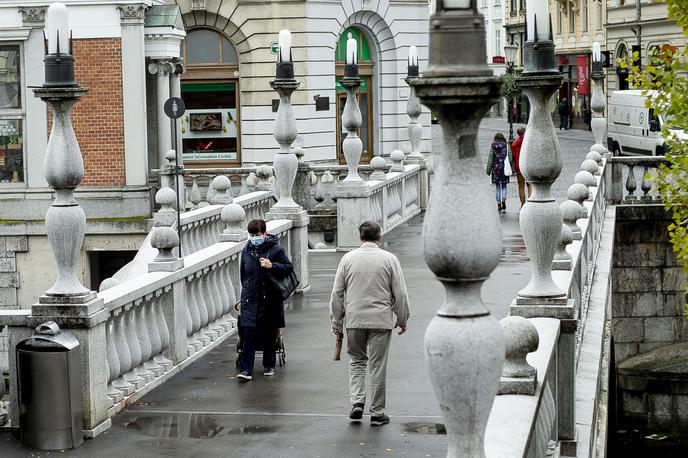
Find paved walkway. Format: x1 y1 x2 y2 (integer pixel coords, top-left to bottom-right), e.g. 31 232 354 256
0 212 528 458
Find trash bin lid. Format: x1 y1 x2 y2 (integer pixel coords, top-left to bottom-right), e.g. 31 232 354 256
17 321 79 351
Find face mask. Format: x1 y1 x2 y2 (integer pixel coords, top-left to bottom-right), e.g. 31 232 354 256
250 235 265 246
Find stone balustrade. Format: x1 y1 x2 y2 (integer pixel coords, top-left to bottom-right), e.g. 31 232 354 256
0 218 298 429
179 191 274 255
336 163 424 249
605 156 668 204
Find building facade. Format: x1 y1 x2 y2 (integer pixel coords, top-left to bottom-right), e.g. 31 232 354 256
606 0 685 95
550 0 606 130
479 0 507 116
0 0 430 312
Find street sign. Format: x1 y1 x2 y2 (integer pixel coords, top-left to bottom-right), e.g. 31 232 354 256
164 97 185 119
270 41 279 55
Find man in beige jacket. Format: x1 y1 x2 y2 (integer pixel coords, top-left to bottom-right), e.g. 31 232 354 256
329 221 410 426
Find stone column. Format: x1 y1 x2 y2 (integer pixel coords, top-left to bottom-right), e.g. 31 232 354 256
266 41 310 296
404 76 429 210
409 4 505 456
148 59 173 169
340 76 365 184
590 63 608 156
170 60 185 157
31 84 109 435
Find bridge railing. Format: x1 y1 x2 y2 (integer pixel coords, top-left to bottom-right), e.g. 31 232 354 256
605 156 668 204
0 217 297 430
336 163 425 249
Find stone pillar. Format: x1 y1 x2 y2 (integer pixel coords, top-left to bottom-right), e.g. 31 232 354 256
148 59 173 169
266 45 310 295
31 83 109 435
590 63 608 156
170 60 185 157
340 75 365 185
409 4 505 456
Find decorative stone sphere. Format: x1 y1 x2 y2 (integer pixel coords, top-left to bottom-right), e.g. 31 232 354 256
371 155 387 170
499 316 539 377
590 143 607 156
560 199 583 222
293 146 304 159
561 224 574 246
574 170 596 187
321 170 335 183
99 277 120 292
156 187 177 207
581 159 600 176
221 202 246 225
212 175 231 194
567 183 590 203
390 149 405 164
151 227 179 251
165 149 176 163
586 150 603 165
256 164 273 178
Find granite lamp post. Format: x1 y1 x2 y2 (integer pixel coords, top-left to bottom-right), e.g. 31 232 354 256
269 29 301 211
409 1 505 456
28 2 109 434
405 45 424 163
266 29 310 295
510 1 577 451
590 42 608 156
514 0 566 301
339 33 365 185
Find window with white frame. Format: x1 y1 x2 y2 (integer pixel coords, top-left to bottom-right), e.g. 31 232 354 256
568 1 575 33
597 1 603 30
582 0 588 32
494 0 501 6
495 29 501 57
481 0 487 7
0 44 24 183
557 8 563 35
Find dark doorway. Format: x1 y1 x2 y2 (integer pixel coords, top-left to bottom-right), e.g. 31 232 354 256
88 251 137 291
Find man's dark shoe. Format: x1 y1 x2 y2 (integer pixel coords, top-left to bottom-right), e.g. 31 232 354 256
349 403 364 421
370 413 390 426
237 371 252 381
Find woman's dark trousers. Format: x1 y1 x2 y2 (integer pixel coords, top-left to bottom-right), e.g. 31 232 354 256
240 321 277 374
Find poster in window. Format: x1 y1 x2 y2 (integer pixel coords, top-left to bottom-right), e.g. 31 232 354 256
190 113 222 132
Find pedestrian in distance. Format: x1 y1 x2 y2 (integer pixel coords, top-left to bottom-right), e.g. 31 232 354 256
329 221 410 427
558 97 570 130
510 126 531 208
486 132 514 213
237 219 293 381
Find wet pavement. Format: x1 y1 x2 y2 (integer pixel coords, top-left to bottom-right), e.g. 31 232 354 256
0 123 592 457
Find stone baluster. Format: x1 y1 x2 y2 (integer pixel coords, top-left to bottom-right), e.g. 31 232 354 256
641 165 653 200
246 172 258 192
625 164 637 201
409 3 505 455
211 175 233 205
186 276 202 335
202 174 215 206
239 173 250 196
133 300 155 381
189 176 202 209
143 295 164 377
552 224 574 270
567 183 590 219
498 316 539 395
152 291 173 370
313 171 326 209
321 171 336 208
389 150 405 173
122 306 144 389
111 309 135 395
369 156 387 181
100 278 125 404
590 44 608 156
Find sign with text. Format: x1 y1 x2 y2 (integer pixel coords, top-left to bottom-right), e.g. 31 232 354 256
577 55 588 95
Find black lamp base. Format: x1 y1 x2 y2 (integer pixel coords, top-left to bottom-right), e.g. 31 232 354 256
275 61 294 81
44 54 77 88
522 41 558 75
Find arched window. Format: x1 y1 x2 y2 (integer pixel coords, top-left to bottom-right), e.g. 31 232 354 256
181 29 241 165
184 29 238 65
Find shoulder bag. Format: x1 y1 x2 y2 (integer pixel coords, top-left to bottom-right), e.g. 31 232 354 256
266 270 300 300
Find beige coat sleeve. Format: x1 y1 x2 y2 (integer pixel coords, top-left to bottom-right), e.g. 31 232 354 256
329 257 347 332
390 256 410 328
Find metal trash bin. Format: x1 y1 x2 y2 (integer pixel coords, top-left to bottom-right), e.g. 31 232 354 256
16 321 83 450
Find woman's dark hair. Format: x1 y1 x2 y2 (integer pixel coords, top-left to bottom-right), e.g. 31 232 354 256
358 221 382 242
247 219 267 235
493 133 506 143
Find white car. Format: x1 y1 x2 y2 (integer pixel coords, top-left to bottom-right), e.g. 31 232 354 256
607 89 684 156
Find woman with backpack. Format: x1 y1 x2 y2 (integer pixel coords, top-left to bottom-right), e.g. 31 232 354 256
486 132 514 213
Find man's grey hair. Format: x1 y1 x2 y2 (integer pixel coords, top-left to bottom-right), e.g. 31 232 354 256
358 221 381 242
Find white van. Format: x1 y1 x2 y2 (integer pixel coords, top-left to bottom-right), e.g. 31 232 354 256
607 90 672 156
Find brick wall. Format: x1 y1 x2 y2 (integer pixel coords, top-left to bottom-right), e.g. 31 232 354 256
612 205 688 365
48 38 126 187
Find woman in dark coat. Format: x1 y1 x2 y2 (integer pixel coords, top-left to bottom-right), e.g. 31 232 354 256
486 132 514 213
237 219 294 380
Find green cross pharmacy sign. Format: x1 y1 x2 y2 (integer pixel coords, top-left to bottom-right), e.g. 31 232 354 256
270 42 279 55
